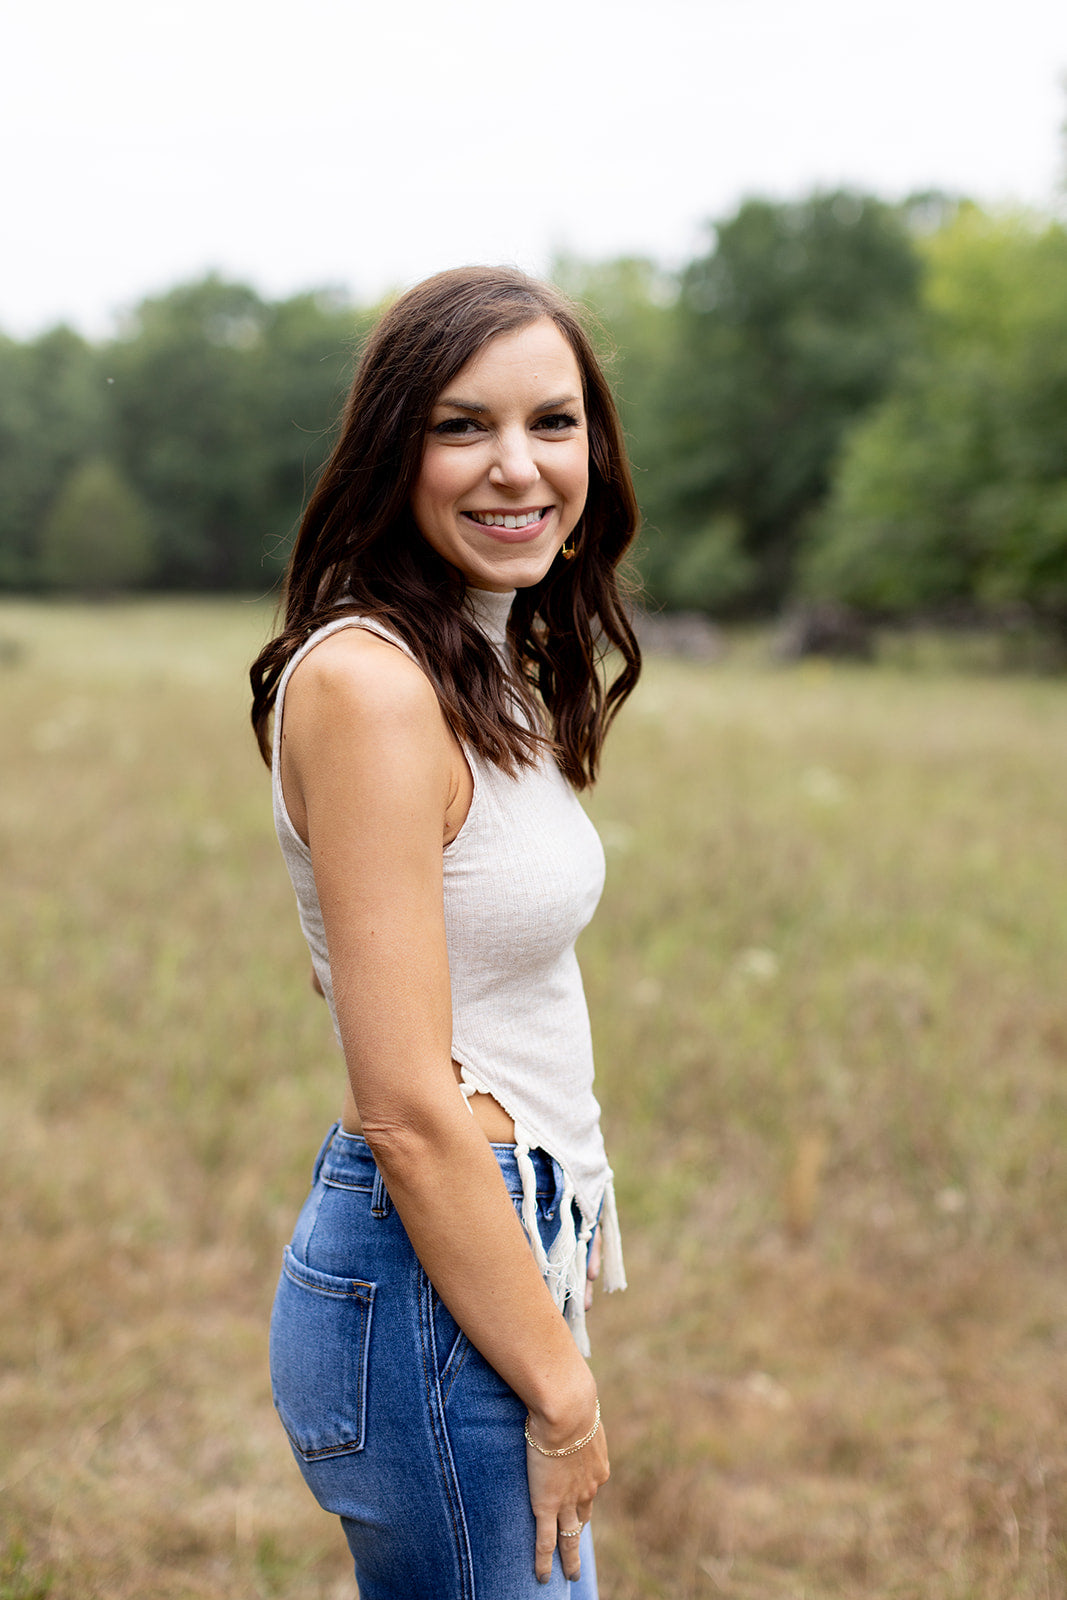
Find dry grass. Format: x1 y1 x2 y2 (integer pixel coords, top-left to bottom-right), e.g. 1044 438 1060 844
1 599 1065 1599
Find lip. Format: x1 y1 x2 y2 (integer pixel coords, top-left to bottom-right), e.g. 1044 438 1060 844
461 507 553 543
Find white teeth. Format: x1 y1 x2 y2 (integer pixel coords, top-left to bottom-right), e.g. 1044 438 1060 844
468 508 545 528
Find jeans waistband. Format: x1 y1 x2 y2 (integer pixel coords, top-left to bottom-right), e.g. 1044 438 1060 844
315 1123 565 1208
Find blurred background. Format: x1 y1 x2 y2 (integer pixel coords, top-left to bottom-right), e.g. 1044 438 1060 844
4 5 1067 1599
3 0 1067 636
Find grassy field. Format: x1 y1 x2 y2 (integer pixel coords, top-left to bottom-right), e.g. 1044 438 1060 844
1 598 1065 1600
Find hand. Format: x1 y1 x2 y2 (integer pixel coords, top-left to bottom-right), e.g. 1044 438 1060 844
526 1407 609 1585
584 1229 602 1314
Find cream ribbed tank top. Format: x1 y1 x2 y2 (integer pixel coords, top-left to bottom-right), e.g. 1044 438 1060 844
270 587 624 1354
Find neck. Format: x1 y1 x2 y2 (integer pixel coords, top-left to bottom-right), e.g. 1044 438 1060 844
464 586 516 645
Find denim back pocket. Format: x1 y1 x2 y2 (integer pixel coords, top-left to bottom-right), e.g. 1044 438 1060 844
270 1246 376 1460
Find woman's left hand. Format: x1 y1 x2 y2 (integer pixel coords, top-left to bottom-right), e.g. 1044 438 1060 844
526 1408 609 1585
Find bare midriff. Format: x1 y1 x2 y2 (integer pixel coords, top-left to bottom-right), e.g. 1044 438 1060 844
341 1061 516 1145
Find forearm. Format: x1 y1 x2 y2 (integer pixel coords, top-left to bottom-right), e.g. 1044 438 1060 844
360 1093 596 1442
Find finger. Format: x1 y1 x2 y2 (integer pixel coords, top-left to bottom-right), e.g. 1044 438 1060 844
557 1516 584 1582
534 1513 557 1585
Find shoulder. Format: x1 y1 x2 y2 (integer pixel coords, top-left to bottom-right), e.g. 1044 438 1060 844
280 623 460 838
285 624 442 744
278 622 469 853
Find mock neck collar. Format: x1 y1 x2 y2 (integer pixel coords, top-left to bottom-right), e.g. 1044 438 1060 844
463 586 516 646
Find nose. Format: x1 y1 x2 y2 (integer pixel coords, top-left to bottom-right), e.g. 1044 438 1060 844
488 425 539 492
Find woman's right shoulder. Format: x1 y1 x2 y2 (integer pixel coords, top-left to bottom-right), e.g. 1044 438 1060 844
277 624 457 845
283 623 442 746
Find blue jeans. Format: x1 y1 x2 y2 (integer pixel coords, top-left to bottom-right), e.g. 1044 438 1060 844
269 1125 599 1600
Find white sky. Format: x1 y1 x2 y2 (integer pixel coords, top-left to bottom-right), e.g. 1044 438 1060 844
4 0 1066 337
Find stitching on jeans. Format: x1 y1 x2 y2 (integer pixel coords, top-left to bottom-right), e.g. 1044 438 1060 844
371 1168 392 1217
439 1321 472 1405
280 1259 375 1301
417 1267 476 1598
418 1268 471 1404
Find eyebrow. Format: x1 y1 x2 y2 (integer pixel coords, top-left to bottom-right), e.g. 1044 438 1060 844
433 393 582 414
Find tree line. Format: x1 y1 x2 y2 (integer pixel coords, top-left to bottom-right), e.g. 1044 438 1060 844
2 191 1066 632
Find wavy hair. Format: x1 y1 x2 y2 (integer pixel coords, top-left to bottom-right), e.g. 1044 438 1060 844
250 265 641 789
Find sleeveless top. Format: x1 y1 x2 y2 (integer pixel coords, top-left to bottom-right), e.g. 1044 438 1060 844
270 586 624 1354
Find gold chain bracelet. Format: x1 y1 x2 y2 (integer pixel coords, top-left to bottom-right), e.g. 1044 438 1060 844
524 1399 601 1458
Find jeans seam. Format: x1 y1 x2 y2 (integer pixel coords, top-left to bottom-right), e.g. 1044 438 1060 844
417 1266 476 1599
371 1167 392 1217
440 1326 472 1405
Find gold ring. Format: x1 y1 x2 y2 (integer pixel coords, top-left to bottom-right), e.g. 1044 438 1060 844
558 1526 584 1538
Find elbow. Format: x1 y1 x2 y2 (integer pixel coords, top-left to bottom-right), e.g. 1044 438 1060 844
358 1098 469 1182
357 1114 426 1172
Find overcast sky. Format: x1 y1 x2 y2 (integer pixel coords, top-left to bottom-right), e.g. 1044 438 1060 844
4 0 1066 337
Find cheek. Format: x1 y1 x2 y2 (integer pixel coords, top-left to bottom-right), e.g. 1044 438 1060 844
411 452 458 530
569 452 590 511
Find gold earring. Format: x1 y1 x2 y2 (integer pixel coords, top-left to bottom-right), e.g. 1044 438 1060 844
560 535 577 562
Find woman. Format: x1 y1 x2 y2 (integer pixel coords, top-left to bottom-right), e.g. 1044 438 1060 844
250 265 641 1598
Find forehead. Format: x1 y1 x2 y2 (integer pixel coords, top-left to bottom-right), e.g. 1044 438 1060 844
441 317 582 400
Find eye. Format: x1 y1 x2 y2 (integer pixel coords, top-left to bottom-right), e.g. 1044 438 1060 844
431 416 484 437
535 411 581 433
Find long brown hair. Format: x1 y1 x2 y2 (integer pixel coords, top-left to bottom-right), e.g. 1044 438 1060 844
250 265 641 789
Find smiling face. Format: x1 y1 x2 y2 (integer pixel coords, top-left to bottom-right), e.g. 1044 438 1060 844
411 318 589 593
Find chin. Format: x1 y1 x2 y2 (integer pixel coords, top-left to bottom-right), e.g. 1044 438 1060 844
481 562 555 592
461 548 558 592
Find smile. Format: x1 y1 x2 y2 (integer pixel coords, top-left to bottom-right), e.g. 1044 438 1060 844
465 507 549 530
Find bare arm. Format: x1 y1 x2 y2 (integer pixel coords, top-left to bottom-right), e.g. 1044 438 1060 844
281 630 608 1579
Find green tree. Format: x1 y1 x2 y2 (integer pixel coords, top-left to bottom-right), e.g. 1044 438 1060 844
552 253 676 444
251 289 375 578
105 276 276 590
38 458 154 592
805 206 1067 623
0 326 110 587
105 276 364 591
645 191 922 610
